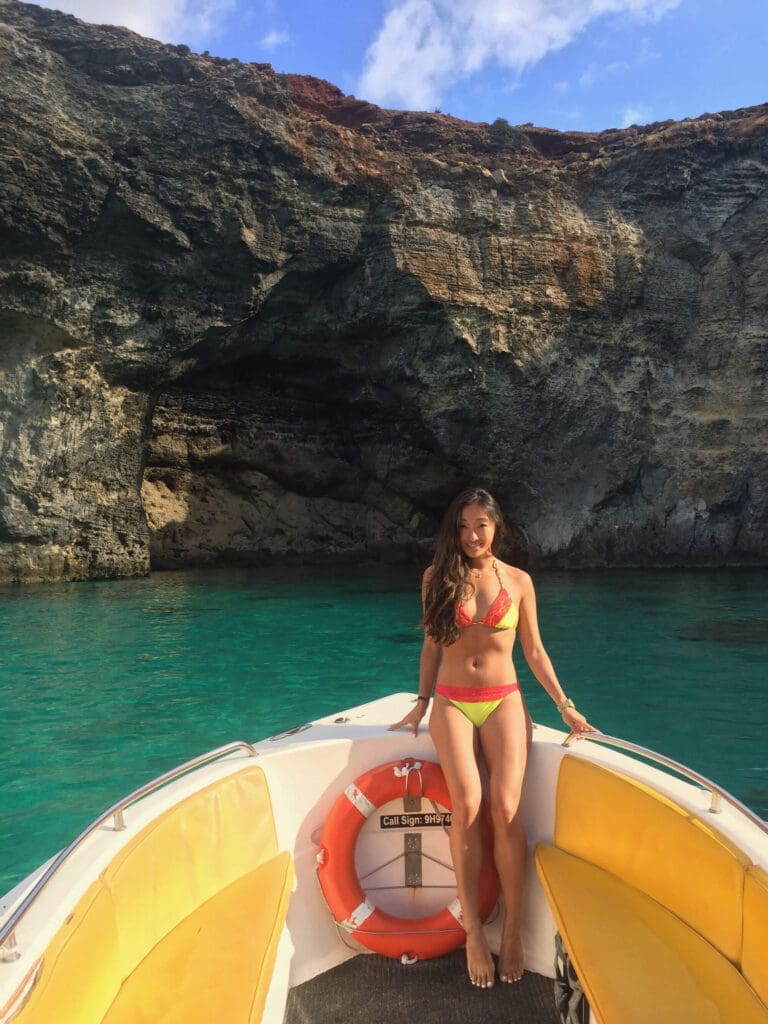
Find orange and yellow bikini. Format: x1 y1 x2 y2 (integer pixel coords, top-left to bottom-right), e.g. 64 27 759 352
435 562 520 728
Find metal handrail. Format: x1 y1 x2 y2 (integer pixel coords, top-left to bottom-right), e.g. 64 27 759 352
0 741 258 961
563 731 768 835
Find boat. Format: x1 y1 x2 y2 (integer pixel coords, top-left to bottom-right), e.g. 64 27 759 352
1 692 767 1024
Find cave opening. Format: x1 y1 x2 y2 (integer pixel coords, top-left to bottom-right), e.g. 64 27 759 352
139 351 469 569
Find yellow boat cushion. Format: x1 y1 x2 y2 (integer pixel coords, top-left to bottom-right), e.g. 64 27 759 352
554 755 749 963
743 864 768 1007
12 765 285 1024
103 765 279 974
11 876 121 1024
535 844 768 1024
101 852 293 1024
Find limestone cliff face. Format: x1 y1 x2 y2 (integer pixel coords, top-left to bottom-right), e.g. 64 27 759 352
1 0 767 580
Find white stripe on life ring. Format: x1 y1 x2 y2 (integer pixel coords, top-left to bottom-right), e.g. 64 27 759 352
344 782 376 818
446 898 463 923
344 898 376 930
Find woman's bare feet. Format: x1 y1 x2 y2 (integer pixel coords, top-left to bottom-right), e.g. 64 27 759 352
498 923 525 983
465 929 495 988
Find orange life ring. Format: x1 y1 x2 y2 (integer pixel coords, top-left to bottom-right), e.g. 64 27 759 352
316 758 499 961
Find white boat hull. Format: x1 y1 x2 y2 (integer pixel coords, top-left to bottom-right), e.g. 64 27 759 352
2 693 767 1024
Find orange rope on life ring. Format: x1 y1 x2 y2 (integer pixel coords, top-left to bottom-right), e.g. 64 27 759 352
316 758 499 961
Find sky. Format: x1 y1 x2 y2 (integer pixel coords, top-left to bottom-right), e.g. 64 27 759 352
31 0 768 132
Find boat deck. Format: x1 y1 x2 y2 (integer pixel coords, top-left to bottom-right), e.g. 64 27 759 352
284 950 559 1024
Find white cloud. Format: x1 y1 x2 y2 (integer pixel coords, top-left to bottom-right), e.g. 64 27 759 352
579 59 630 88
31 0 234 44
358 0 681 110
357 0 452 110
621 104 648 126
579 35 659 88
502 79 522 94
260 29 289 50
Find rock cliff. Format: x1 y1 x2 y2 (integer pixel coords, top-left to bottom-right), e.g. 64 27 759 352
1 0 767 580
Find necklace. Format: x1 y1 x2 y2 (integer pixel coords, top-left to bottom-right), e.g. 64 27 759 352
469 558 496 579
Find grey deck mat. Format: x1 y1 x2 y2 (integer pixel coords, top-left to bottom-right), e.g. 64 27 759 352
284 950 560 1024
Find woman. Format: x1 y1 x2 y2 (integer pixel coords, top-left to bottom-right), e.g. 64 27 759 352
390 488 595 990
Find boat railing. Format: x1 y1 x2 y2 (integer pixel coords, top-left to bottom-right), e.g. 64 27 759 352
563 731 768 835
0 741 258 963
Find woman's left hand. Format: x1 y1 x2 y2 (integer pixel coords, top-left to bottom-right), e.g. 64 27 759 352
388 701 428 737
562 706 598 735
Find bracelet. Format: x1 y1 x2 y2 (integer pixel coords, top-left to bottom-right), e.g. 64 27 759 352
416 695 430 703
557 697 575 713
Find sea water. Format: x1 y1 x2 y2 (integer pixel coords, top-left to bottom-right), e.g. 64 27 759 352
1 565 766 895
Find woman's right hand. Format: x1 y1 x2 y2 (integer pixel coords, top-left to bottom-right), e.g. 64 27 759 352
388 700 428 736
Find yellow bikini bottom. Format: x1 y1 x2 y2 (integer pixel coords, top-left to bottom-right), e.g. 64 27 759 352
435 682 520 728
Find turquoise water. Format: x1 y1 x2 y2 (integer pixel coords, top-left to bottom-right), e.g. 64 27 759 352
1 566 767 896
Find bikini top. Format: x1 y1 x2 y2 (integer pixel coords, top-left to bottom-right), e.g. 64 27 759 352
456 561 519 631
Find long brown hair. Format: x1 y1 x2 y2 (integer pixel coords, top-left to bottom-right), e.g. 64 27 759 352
422 488 507 646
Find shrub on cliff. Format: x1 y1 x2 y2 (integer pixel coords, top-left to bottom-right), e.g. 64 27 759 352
489 117 531 150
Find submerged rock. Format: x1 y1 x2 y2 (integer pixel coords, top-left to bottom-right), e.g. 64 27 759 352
677 620 768 645
1 1 767 580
